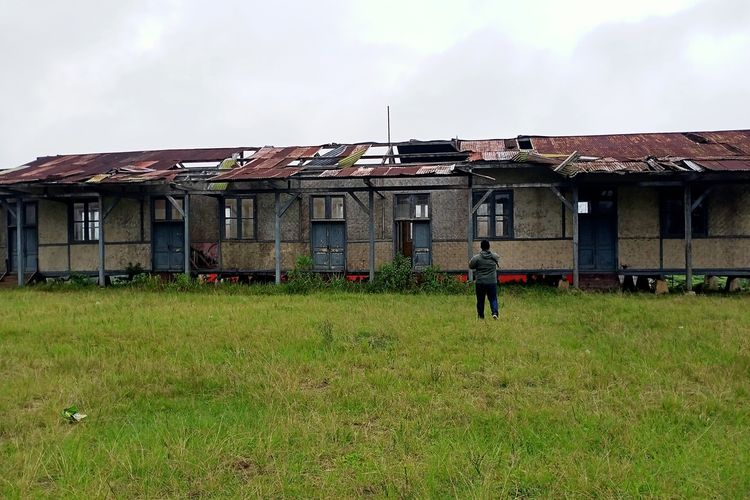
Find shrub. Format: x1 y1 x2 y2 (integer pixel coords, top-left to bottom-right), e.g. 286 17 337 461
125 262 145 281
372 253 415 292
129 273 163 290
68 273 95 288
420 265 470 294
286 255 325 294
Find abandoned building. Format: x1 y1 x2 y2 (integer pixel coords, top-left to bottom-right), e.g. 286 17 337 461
0 129 748 290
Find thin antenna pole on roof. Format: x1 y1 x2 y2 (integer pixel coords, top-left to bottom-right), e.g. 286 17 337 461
387 105 395 164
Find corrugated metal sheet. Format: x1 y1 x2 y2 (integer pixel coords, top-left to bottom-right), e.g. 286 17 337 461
696 159 750 171
3 130 750 186
0 147 246 185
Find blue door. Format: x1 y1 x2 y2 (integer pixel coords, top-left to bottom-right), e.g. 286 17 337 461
153 223 184 271
8 202 38 273
312 222 345 271
579 191 617 271
412 222 431 269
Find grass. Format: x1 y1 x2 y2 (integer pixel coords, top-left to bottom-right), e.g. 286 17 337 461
1 288 749 497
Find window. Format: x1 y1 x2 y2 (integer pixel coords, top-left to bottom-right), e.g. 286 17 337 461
72 201 100 242
660 189 708 238
394 194 431 220
153 198 184 221
473 191 513 239
223 197 255 239
311 196 345 220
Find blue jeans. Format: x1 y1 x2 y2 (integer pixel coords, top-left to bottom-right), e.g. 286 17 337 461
475 283 499 319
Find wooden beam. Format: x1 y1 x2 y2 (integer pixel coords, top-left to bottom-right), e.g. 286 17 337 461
467 176 474 282
165 195 185 217
572 186 580 289
691 186 713 212
553 151 579 173
348 191 369 215
98 194 106 287
275 192 282 284
101 195 122 220
549 186 574 212
16 198 23 287
471 189 494 215
684 185 693 292
277 193 300 217
184 193 191 276
368 190 375 282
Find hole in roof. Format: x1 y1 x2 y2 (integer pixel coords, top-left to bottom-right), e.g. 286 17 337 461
517 137 533 150
180 161 221 169
397 142 465 163
355 145 393 165
242 149 259 158
683 133 709 144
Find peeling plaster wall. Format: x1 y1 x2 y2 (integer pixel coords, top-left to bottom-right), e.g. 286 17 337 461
104 197 142 242
189 195 219 242
38 200 68 244
221 241 307 270
70 244 98 272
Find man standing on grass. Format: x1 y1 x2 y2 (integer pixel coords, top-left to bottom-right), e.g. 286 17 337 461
469 239 500 320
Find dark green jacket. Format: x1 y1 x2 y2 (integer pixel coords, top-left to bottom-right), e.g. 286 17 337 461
469 250 499 284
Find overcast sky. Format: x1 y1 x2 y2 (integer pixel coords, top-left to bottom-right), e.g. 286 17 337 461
1 0 748 167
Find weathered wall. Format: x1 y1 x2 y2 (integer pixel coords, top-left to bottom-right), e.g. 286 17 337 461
617 187 660 270
514 188 565 238
105 243 150 271
346 242 392 271
70 244 98 272
618 187 659 238
105 197 142 242
618 238 661 270
708 185 750 236
38 246 68 272
472 240 573 270
221 241 307 270
38 200 68 244
190 195 219 242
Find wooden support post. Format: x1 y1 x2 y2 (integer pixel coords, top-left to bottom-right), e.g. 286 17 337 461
184 194 191 276
16 198 23 287
275 192 281 284
684 185 692 292
572 186 580 289
467 176 474 282
98 194 105 287
368 189 375 282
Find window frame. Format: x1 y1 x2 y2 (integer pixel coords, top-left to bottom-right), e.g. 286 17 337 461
310 195 346 221
472 190 514 240
659 189 709 239
69 200 101 243
222 196 257 240
152 197 185 222
393 193 431 221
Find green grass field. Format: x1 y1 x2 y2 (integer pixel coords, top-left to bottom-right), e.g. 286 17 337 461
1 288 749 497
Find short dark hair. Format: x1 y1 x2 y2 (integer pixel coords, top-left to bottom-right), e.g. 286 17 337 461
480 239 490 251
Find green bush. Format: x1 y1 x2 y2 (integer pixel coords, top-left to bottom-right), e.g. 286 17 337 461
420 265 470 294
68 273 95 288
372 253 415 292
286 255 325 294
129 273 163 290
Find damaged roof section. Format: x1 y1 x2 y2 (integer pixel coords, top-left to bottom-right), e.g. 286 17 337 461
0 147 248 185
458 129 750 177
1 130 749 186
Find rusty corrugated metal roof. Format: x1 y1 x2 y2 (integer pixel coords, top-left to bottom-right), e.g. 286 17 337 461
2 129 749 186
0 147 247 185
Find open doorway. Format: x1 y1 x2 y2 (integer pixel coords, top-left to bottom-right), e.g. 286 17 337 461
394 194 431 269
